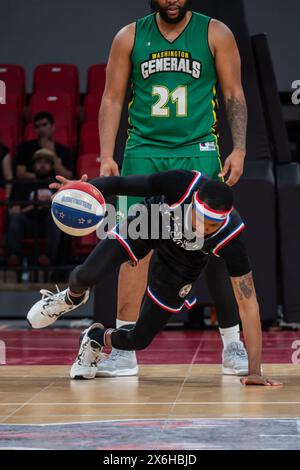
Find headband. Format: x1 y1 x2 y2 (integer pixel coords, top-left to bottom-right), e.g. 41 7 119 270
193 192 233 222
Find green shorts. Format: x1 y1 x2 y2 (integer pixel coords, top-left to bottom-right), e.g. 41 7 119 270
118 154 223 216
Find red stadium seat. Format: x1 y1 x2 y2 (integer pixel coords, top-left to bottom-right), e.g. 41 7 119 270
0 187 6 249
24 123 72 149
87 64 106 96
0 64 25 107
5 92 23 112
33 64 79 107
0 125 15 156
29 92 74 115
83 93 102 122
0 105 22 144
77 153 100 179
79 122 100 155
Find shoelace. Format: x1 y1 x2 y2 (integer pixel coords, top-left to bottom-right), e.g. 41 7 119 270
39 285 72 318
40 285 64 302
231 346 247 359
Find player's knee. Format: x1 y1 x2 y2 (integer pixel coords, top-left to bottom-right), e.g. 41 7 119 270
69 264 94 291
129 332 152 350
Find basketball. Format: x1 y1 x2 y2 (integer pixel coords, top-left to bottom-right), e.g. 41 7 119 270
51 181 106 236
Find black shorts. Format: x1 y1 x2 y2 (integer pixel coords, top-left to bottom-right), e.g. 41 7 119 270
110 219 207 313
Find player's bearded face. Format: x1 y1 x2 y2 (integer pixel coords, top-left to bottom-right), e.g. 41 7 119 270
152 0 191 24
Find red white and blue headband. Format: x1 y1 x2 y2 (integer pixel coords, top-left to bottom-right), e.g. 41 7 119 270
193 192 233 222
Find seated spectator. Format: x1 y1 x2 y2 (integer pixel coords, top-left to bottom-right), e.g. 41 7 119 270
0 142 13 197
16 112 73 180
7 149 61 267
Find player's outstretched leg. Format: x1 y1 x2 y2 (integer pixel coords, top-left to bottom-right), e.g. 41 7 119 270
27 238 130 329
70 294 173 380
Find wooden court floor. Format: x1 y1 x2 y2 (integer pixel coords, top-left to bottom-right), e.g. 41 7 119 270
0 364 299 425
0 329 299 449
0 364 300 449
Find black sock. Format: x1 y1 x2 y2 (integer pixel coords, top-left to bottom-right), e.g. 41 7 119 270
66 291 85 305
88 328 106 346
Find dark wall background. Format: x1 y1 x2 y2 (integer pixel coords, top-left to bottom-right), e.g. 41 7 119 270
0 0 299 91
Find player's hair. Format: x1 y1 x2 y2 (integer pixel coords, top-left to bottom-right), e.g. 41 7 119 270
33 111 55 125
197 180 234 212
150 0 192 12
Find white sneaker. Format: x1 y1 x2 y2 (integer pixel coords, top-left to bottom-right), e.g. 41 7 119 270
27 287 89 329
96 348 139 377
222 341 249 376
70 323 104 380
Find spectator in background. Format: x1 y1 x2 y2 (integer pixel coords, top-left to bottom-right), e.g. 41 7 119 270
0 142 13 197
15 112 73 180
7 149 61 268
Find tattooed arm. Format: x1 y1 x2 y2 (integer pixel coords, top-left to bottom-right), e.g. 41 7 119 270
209 20 248 186
231 273 262 375
225 96 248 153
231 272 282 386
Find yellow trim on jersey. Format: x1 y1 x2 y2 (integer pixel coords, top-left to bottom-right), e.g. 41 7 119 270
127 86 135 126
126 86 136 146
210 85 223 180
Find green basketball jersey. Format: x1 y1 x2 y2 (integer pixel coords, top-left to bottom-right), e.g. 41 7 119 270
125 12 219 159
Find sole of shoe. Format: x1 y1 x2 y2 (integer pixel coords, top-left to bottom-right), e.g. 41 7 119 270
70 365 97 380
222 366 248 376
71 375 95 380
96 367 139 378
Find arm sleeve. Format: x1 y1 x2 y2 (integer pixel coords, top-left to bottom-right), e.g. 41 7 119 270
218 233 252 277
89 170 195 202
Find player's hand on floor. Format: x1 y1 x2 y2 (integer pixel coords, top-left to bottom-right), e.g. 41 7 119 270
49 174 89 192
240 375 283 386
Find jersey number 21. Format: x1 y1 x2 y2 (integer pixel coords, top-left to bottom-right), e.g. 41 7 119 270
152 85 187 117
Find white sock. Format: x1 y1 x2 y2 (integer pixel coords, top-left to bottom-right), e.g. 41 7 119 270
116 319 136 328
219 325 240 349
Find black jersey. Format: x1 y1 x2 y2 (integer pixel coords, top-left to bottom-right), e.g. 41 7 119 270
91 170 251 278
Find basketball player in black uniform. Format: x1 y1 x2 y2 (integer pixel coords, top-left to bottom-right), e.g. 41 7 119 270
27 170 282 386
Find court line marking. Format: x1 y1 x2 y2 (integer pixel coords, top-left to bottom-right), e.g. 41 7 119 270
259 434 300 437
0 381 57 424
0 417 299 427
0 447 45 450
1 401 299 406
159 334 203 438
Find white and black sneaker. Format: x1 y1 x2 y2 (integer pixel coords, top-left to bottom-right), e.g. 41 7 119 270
70 323 105 380
27 287 89 329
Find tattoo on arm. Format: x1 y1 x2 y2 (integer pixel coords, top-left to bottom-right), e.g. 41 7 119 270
232 272 254 301
225 97 248 151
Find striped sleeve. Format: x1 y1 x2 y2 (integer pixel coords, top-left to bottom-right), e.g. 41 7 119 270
216 232 252 277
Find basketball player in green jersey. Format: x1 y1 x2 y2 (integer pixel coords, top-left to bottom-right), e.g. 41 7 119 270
97 0 248 377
